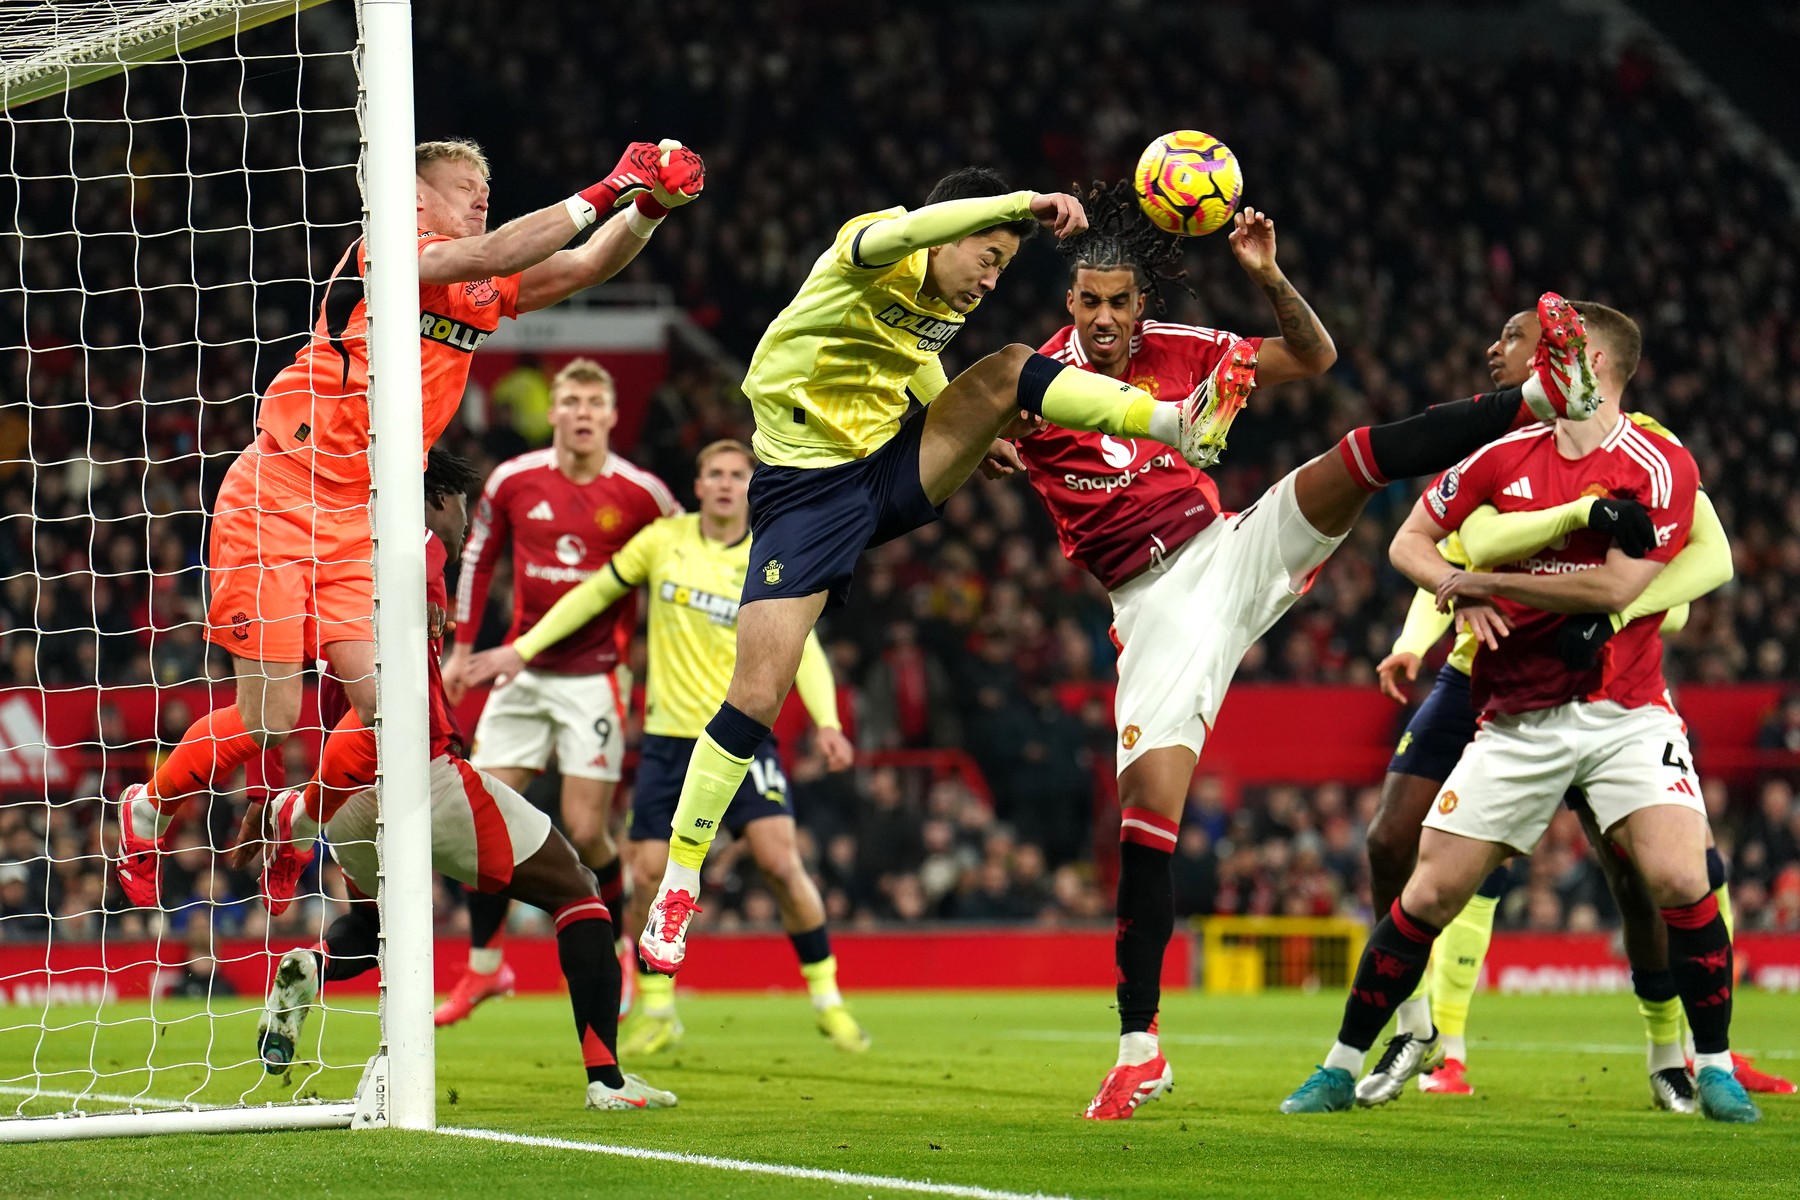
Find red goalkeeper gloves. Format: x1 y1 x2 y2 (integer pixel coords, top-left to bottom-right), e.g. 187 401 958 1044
569 141 706 229
635 141 706 219
577 142 665 216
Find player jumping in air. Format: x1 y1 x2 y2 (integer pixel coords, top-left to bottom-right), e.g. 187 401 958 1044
464 440 868 1054
1368 308 1790 1103
990 181 1601 1119
1281 302 1761 1124
434 359 679 1026
249 450 675 1112
112 137 705 909
635 165 1274 973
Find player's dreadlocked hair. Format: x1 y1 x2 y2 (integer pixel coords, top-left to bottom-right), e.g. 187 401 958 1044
424 446 480 502
1058 180 1191 310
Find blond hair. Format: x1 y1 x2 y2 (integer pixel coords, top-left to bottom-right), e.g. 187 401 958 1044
696 438 754 473
553 357 615 401
415 139 490 180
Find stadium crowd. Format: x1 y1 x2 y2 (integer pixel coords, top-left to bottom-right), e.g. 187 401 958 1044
3 6 1800 942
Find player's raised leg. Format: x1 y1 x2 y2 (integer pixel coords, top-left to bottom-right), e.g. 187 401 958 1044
1292 292 1599 543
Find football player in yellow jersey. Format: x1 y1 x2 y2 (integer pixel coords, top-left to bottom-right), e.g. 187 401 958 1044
464 440 870 1054
638 166 1273 973
1360 307 1788 1106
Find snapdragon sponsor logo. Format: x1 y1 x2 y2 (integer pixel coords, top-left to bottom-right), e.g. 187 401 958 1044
1064 436 1176 493
1521 558 1598 575
524 562 597 585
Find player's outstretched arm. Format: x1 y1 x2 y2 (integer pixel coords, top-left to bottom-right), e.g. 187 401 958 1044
1437 549 1664 616
1617 491 1732 627
1226 209 1336 386
1457 499 1595 567
851 191 1084 267
1391 498 1510 649
467 563 636 688
1459 497 1658 567
1378 584 1455 703
517 142 706 313
420 142 688 286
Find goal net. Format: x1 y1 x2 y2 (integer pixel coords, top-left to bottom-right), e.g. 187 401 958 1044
0 0 432 1141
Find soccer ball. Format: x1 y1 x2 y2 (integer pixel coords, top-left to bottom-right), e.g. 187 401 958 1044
1133 130 1243 237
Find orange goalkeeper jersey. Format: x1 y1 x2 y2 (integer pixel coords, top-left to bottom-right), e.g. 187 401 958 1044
256 231 521 486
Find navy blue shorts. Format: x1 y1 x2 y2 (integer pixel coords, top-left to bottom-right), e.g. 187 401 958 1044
627 733 792 841
1387 664 1478 783
741 408 941 610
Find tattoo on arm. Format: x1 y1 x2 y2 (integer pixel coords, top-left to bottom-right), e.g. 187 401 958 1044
1262 276 1328 359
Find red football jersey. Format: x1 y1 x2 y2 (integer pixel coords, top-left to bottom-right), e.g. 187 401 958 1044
1015 321 1229 590
257 232 521 486
454 448 679 675
1424 417 1699 715
320 530 461 758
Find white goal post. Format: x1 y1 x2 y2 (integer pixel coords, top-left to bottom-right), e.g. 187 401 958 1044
0 0 433 1141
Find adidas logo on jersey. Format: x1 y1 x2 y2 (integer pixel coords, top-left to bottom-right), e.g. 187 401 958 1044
1501 477 1535 500
527 501 554 521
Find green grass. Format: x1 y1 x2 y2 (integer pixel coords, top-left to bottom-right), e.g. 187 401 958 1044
3 989 1796 1198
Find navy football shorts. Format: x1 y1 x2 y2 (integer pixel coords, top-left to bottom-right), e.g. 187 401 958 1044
741 407 942 610
1387 663 1478 783
628 733 792 841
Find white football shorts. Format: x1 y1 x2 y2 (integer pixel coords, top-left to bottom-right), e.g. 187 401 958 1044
1109 470 1346 773
327 753 553 895
1422 698 1705 854
468 664 630 781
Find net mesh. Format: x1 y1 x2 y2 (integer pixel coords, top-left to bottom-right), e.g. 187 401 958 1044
0 0 373 1121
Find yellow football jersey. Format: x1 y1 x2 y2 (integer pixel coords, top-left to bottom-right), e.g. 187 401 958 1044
1441 531 1478 677
609 514 753 738
742 207 968 468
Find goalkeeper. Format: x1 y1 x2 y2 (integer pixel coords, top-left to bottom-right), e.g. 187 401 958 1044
113 136 704 909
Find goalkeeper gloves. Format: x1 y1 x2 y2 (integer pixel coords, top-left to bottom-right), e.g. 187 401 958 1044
635 139 705 218
1588 496 1656 558
567 142 665 228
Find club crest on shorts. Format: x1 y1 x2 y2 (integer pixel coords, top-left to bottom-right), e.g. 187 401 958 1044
1121 724 1141 749
231 611 251 640
1437 790 1459 814
762 558 783 585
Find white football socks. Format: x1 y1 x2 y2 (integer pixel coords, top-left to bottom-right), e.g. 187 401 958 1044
1116 1031 1159 1068
1324 1041 1364 1075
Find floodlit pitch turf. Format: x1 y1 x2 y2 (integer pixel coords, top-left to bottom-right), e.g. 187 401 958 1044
3 988 1796 1198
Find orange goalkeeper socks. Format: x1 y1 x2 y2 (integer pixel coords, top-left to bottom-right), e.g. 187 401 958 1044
148 706 261 821
290 713 378 840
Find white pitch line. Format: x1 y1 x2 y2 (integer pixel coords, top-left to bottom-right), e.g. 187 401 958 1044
0 1085 189 1111
996 1029 1799 1061
436 1125 1084 1200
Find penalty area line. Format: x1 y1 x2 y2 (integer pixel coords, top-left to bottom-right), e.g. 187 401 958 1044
435 1125 1083 1200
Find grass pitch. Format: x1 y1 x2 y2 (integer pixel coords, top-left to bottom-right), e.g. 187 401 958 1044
3 988 1796 1198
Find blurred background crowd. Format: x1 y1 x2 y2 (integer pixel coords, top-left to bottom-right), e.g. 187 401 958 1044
3 2 1799 943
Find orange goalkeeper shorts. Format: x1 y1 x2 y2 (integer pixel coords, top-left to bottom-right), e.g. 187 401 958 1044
205 438 374 663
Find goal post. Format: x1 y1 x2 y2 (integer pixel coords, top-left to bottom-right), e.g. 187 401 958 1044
360 0 435 1135
0 0 431 1142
